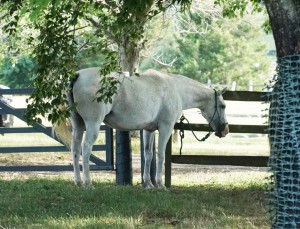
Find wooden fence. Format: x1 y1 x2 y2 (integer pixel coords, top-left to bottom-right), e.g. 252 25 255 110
0 88 114 171
165 91 269 188
1 88 269 187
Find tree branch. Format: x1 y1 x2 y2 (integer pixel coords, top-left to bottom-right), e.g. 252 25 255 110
144 46 178 67
86 17 100 28
86 16 116 42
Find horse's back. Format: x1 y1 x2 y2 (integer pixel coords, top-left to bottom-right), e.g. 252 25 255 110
107 70 179 130
72 68 181 130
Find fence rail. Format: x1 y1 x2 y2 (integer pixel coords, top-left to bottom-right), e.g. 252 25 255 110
165 91 269 188
0 88 114 172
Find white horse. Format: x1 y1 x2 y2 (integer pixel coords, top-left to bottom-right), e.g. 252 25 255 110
55 68 229 189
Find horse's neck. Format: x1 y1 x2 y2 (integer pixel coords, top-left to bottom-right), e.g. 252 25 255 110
176 77 212 110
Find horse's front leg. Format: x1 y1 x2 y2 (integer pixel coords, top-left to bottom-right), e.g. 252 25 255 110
156 125 173 189
82 122 100 188
142 130 155 189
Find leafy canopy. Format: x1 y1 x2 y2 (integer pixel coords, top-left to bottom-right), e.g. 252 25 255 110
0 0 191 124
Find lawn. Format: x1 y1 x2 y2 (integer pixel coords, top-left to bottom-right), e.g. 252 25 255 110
0 170 270 229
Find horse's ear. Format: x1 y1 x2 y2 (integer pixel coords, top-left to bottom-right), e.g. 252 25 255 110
220 87 227 95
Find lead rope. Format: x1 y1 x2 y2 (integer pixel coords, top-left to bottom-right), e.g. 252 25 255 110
179 115 213 155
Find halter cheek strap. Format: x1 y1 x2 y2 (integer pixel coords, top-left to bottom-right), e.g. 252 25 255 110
207 89 218 132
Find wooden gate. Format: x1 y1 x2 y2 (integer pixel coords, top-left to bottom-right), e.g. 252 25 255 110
0 88 114 172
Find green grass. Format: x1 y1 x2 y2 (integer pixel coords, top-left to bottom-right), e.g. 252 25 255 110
0 172 270 229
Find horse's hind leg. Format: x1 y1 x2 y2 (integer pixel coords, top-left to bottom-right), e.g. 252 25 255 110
142 130 155 189
82 121 101 188
72 126 84 187
157 125 173 189
71 112 85 187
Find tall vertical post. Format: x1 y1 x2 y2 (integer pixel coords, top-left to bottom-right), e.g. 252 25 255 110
115 130 132 185
105 126 114 169
165 136 172 188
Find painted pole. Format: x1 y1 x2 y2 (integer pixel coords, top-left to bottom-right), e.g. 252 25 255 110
115 130 132 185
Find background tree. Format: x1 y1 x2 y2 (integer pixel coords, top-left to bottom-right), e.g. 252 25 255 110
0 56 36 88
140 5 271 89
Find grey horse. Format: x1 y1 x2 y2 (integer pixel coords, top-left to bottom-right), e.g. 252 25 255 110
55 68 229 189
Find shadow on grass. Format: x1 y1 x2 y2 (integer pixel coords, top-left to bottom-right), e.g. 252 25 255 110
0 178 268 228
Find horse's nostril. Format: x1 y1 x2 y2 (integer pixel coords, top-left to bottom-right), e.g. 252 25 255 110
215 132 222 138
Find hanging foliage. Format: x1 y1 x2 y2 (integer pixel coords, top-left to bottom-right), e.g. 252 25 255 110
0 0 191 124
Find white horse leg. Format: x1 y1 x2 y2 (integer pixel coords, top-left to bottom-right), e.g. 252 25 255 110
82 122 100 188
72 126 84 186
142 130 155 189
156 125 173 189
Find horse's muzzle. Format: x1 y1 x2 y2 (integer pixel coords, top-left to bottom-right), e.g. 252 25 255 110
215 124 229 138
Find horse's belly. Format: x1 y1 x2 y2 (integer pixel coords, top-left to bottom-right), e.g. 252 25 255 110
104 114 157 131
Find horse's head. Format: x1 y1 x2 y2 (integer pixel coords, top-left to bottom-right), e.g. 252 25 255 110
200 88 229 138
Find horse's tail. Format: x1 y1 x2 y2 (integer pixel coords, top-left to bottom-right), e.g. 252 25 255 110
53 73 81 148
53 114 72 149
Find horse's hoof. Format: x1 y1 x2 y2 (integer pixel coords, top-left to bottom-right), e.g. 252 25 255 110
143 182 155 189
85 185 95 190
83 182 95 189
156 182 168 190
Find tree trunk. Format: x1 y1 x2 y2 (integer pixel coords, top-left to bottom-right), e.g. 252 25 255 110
115 36 141 185
264 1 300 227
118 39 141 75
264 0 300 58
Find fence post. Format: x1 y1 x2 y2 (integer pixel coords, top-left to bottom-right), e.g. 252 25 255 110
116 130 132 185
207 79 212 87
231 81 237 91
249 80 254 91
165 136 172 188
105 127 114 168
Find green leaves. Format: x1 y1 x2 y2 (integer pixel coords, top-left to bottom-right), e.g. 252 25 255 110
214 0 264 18
28 0 51 20
1 0 193 125
22 1 82 124
0 56 36 88
96 76 121 104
